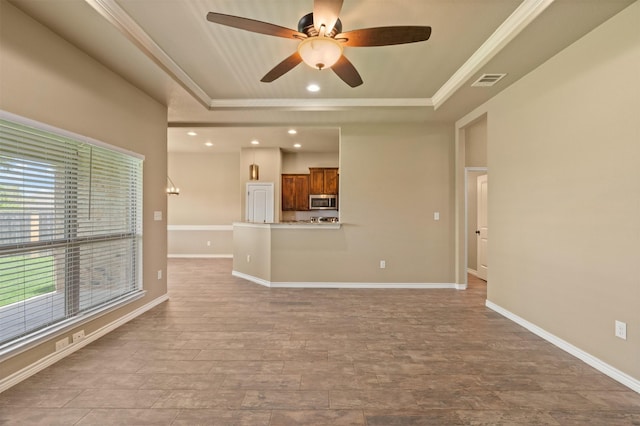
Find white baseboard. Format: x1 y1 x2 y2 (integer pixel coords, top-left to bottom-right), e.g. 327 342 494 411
486 299 640 394
467 268 479 277
232 271 272 287
232 270 457 289
0 294 169 393
168 254 233 259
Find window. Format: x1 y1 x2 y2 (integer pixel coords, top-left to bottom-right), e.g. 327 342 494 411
0 112 143 353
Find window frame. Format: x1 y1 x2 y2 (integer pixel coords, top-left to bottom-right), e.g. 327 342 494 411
0 110 145 360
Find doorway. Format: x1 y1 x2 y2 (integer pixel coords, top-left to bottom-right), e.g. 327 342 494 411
246 182 274 223
455 112 487 288
465 167 488 280
476 173 488 281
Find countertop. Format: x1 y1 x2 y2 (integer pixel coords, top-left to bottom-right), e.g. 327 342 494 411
233 221 341 230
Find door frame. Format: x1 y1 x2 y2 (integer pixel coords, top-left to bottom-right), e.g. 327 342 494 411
454 111 488 289
246 182 274 223
476 167 489 281
466 167 488 281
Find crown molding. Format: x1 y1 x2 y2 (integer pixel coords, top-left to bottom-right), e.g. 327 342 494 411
84 0 435 111
85 0 211 107
86 0 549 112
432 0 555 109
208 98 433 110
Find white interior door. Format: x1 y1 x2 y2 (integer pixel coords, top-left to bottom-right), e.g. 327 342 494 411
246 182 274 223
476 174 488 280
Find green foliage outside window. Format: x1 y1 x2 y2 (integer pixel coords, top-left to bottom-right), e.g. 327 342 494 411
0 255 55 307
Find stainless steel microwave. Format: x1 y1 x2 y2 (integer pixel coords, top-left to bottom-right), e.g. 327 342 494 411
309 194 337 210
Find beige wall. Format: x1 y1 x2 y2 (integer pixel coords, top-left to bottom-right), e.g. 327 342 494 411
270 123 455 283
465 118 487 167
468 2 639 380
168 229 234 257
233 122 455 284
0 1 168 378
232 225 272 281
282 151 339 174
167 152 240 256
168 152 241 225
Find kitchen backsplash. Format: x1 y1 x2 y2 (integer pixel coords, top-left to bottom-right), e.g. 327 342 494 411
282 210 339 222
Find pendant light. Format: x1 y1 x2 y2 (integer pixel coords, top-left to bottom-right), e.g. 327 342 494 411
249 163 259 180
249 147 259 181
166 176 180 195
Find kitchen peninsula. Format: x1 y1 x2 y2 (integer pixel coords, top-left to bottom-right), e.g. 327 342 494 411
234 151 348 286
232 220 343 287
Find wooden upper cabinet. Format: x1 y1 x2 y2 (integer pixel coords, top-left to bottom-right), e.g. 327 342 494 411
309 168 339 195
282 174 309 211
324 168 338 194
309 168 324 194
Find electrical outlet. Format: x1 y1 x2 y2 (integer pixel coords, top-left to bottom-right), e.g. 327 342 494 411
55 337 69 351
379 260 386 269
246 254 251 263
615 320 627 340
72 330 85 343
157 270 162 280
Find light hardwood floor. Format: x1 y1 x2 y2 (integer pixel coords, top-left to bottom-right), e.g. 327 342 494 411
1 258 639 425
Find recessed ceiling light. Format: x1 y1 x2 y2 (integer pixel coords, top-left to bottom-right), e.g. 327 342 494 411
306 84 320 92
288 129 297 135
293 143 302 148
251 140 260 145
205 142 213 147
187 131 197 136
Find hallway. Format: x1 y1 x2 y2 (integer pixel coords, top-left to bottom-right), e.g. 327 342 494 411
1 258 639 425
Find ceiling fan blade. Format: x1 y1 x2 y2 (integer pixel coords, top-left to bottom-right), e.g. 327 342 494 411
336 26 431 47
313 0 343 34
206 12 306 39
332 55 363 88
261 52 303 83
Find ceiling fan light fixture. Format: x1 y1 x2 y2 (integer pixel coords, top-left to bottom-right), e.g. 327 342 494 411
297 36 343 70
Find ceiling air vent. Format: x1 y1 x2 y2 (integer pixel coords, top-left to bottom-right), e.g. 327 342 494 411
471 73 506 87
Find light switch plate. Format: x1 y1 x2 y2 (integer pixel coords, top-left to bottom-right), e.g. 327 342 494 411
434 212 440 221
154 211 162 221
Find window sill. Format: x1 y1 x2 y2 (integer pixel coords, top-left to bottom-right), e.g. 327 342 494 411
0 290 145 361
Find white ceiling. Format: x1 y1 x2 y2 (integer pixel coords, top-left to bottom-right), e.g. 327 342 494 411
9 0 634 153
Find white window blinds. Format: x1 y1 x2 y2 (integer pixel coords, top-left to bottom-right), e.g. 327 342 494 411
0 113 143 350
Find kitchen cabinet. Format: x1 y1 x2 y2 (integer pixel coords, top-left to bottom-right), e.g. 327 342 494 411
309 168 338 195
282 174 309 211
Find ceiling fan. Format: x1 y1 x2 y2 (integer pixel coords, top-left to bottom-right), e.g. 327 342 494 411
206 0 431 88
